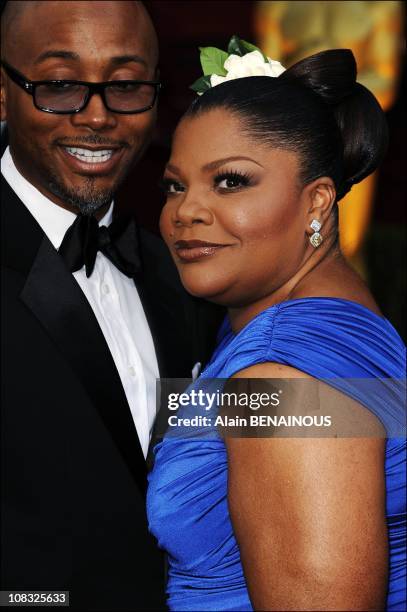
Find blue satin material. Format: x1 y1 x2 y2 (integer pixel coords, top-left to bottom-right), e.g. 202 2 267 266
148 298 406 611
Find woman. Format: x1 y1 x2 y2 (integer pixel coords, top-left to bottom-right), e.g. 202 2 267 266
147 45 406 611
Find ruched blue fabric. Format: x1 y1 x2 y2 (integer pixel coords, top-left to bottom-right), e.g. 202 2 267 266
147 298 406 611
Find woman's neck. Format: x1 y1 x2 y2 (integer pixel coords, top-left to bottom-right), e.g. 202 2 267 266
227 240 347 333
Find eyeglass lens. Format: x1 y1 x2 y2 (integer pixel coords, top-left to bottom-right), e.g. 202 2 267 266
35 82 156 112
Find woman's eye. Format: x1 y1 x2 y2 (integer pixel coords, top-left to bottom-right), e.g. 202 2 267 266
214 172 251 191
160 178 185 194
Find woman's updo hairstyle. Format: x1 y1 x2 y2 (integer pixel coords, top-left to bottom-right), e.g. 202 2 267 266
185 49 388 202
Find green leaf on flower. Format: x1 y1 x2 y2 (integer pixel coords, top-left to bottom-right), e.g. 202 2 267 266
199 46 228 76
227 35 245 56
241 39 266 57
190 75 212 94
227 35 267 60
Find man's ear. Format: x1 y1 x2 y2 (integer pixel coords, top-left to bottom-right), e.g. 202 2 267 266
1 68 7 122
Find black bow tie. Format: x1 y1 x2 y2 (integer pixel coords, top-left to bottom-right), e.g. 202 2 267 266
58 213 142 279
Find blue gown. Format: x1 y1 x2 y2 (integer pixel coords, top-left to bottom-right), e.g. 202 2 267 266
147 298 406 611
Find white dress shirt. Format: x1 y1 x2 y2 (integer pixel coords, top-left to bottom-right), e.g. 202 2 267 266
1 146 159 458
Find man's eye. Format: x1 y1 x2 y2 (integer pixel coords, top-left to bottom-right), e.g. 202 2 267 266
214 171 252 190
47 82 75 90
160 178 185 194
109 82 140 93
40 82 81 96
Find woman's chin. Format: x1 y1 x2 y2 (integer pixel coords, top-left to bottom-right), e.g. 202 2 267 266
179 277 231 305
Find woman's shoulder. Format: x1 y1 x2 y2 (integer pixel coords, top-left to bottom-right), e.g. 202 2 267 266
236 296 402 345
206 296 405 381
203 297 405 437
252 295 402 346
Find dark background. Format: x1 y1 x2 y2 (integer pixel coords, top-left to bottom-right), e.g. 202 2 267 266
116 1 406 340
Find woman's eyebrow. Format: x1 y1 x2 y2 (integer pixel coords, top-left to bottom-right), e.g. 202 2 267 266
202 156 264 171
164 163 181 175
165 156 264 176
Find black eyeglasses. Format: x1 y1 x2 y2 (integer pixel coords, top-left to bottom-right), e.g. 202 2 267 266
1 60 161 114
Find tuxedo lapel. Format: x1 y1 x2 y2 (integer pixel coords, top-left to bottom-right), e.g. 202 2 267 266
2 177 147 495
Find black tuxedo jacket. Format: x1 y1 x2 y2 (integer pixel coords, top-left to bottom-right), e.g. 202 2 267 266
0 175 223 610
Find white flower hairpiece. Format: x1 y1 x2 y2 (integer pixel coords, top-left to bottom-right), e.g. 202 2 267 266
191 35 285 95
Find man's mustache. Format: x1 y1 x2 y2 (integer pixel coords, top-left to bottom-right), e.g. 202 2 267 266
55 135 130 148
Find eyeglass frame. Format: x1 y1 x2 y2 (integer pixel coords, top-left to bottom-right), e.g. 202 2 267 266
0 60 162 115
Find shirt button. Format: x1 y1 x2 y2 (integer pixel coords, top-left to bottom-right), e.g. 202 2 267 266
128 366 136 377
102 283 110 294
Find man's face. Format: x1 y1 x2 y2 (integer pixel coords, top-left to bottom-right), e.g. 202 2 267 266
1 1 158 214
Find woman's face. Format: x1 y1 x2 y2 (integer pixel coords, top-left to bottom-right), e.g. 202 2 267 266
160 108 311 307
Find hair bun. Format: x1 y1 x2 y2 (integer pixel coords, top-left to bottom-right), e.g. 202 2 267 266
281 48 388 194
280 49 357 105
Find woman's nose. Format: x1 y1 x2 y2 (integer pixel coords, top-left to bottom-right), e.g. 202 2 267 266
172 193 214 227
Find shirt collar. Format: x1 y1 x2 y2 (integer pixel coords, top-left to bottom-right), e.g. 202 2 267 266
1 146 114 249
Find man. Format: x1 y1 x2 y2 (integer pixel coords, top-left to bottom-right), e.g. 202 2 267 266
0 2 220 609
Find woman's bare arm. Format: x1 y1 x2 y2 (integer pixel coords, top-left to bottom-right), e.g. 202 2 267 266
226 362 388 611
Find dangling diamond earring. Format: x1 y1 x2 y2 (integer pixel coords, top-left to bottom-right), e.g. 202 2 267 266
309 219 323 248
